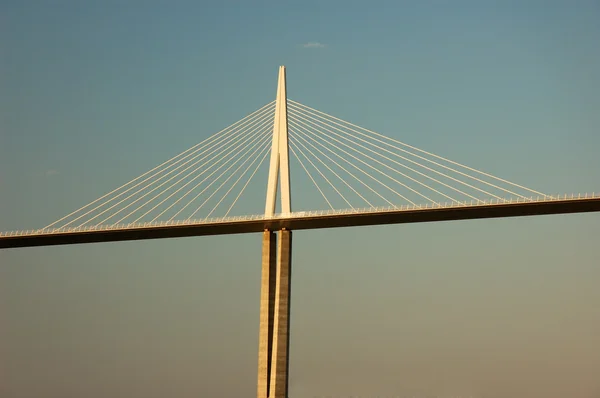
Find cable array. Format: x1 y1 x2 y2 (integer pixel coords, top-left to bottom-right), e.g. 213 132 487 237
287 99 549 210
43 98 550 230
44 102 275 230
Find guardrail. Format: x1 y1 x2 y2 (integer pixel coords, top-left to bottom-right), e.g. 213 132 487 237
1 193 598 238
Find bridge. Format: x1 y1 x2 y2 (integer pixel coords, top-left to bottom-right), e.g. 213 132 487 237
2 195 599 249
2 66 599 398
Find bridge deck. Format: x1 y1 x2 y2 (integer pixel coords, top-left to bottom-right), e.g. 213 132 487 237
1 196 599 249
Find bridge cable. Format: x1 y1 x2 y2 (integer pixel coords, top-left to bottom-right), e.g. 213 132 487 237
289 140 349 209
154 130 271 221
113 125 272 224
130 126 273 223
204 139 273 219
291 116 451 204
169 132 272 220
91 120 271 226
289 129 395 208
289 145 334 210
290 127 380 207
57 103 275 228
288 100 547 198
289 104 509 201
291 121 425 206
289 111 483 203
99 108 275 225
86 117 270 226
43 101 275 229
199 138 271 218
224 144 272 217
138 134 271 223
290 131 393 208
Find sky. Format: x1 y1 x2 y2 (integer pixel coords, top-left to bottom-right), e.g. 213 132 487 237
1 1 600 397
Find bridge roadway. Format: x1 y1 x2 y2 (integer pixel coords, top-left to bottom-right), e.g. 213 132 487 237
1 197 599 249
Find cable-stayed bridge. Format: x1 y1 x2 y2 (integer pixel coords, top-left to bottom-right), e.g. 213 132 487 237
2 66 599 398
2 95 599 249
2 195 599 249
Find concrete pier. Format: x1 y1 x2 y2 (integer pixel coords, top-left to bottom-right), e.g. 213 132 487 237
269 229 292 398
257 231 277 398
257 229 293 398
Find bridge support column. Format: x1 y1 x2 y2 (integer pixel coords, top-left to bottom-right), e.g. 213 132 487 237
257 230 277 398
269 229 292 398
257 229 292 398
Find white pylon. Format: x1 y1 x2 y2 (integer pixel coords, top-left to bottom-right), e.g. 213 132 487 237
265 66 291 216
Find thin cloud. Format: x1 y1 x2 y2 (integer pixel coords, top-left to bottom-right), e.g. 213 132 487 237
45 169 59 176
302 42 326 49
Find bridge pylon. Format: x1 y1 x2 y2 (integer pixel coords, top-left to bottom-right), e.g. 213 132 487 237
257 66 293 398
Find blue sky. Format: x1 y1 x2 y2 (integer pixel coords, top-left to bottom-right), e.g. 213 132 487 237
1 1 599 397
